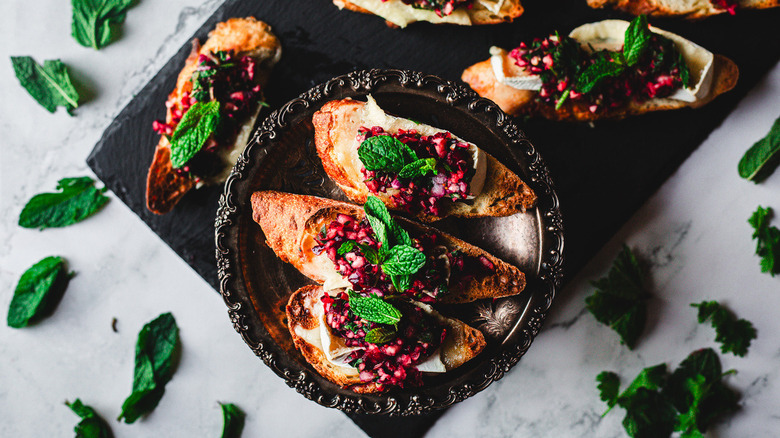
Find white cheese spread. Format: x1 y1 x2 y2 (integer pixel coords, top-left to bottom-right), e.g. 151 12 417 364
345 0 471 27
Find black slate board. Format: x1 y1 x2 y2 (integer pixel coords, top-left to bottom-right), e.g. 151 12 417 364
87 0 780 436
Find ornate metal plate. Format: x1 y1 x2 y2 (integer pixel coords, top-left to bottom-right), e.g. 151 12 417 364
215 69 564 415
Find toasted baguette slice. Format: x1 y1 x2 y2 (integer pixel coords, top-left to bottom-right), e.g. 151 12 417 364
462 20 739 121
587 0 779 19
287 285 486 393
333 0 523 28
252 191 527 303
312 97 536 222
146 17 282 214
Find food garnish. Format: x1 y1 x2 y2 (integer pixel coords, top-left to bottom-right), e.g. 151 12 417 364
7 256 73 328
738 116 780 183
19 177 109 230
691 301 757 357
71 0 136 50
65 399 114 438
748 206 780 276
219 402 246 438
11 56 81 114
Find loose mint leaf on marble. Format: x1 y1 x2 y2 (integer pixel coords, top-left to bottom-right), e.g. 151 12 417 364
7 256 73 328
691 301 756 357
381 245 426 276
623 15 652 67
71 0 135 50
358 135 417 173
596 371 620 411
66 398 114 438
348 291 401 325
364 326 397 344
170 101 221 169
19 177 109 230
748 206 780 276
11 56 80 114
585 245 650 349
398 158 438 179
219 402 246 438
738 116 780 183
118 313 180 423
576 58 625 94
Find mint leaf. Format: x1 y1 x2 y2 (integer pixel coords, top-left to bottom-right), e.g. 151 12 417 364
390 274 412 293
748 206 780 276
337 240 357 256
170 101 221 169
738 116 780 183
7 256 73 328
219 403 246 438
364 195 412 247
381 245 426 276
365 213 389 252
585 245 650 349
398 158 438 179
348 291 402 325
19 177 109 230
338 240 382 264
118 313 180 423
691 301 757 357
365 326 397 344
358 135 417 173
624 15 652 67
576 58 625 94
71 0 135 50
596 371 620 410
66 399 114 438
11 56 80 114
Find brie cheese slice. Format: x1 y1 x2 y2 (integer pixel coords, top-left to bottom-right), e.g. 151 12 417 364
477 0 505 14
489 46 542 91
345 0 471 28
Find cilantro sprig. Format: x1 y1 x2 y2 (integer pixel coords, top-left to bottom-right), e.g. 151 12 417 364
691 301 757 357
748 206 780 276
585 245 650 349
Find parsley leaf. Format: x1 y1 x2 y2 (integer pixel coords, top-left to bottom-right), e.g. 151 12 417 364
738 116 780 183
576 58 625 94
219 402 246 438
118 313 180 423
7 256 73 328
170 101 221 169
398 158 438 179
71 0 135 50
585 244 650 349
618 364 668 404
623 15 652 67
381 245 427 276
622 387 677 438
66 399 114 438
748 206 780 276
11 56 80 114
358 135 418 173
19 177 109 230
596 371 620 410
347 291 402 325
691 301 757 357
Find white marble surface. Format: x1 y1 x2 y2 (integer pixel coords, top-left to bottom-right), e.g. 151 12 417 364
1 1 778 436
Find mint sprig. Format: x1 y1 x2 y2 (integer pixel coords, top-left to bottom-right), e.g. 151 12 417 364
169 101 221 169
348 291 402 325
11 56 81 114
399 158 438 179
358 135 418 173
381 245 427 276
19 177 109 230
738 116 780 183
71 0 135 50
623 14 651 67
7 256 74 328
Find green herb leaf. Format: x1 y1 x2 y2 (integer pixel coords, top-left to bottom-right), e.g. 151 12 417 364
358 135 418 173
623 15 652 67
576 58 625 94
11 56 80 114
19 177 109 230
219 402 246 438
365 213 389 252
348 291 402 325
585 245 650 349
390 274 412 293
555 88 570 110
364 195 412 248
381 245 426 276
748 206 780 276
337 240 357 256
596 371 620 410
338 241 383 264
7 256 73 328
738 116 780 183
398 158 438 179
617 364 668 406
118 312 180 423
621 387 677 438
170 101 221 169
66 399 114 438
71 0 135 50
691 301 757 357
365 326 398 344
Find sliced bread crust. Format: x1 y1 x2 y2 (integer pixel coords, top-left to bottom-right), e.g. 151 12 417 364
145 17 282 214
252 191 527 303
312 98 537 221
587 0 779 19
334 0 523 27
286 284 486 393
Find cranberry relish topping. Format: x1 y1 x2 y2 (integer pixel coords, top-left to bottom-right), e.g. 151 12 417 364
321 291 446 389
152 50 262 180
359 127 477 217
313 213 495 303
391 0 473 17
509 23 691 113
711 0 738 14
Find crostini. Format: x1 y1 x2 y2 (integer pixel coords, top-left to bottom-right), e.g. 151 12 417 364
287 285 486 392
333 0 524 28
146 17 282 214
312 96 537 222
251 191 527 304
462 16 739 121
586 0 779 19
